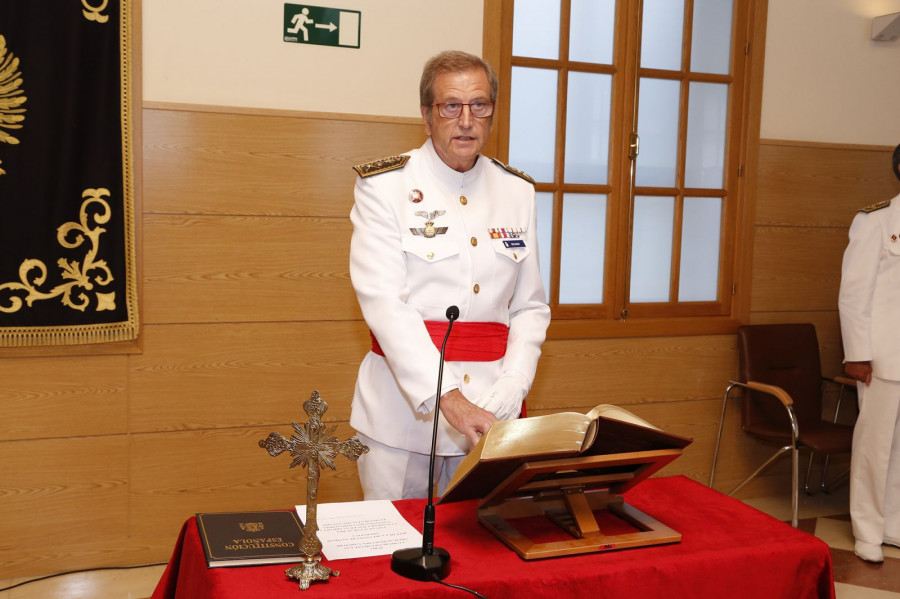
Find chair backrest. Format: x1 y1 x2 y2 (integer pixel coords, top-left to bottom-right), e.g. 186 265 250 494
737 323 823 432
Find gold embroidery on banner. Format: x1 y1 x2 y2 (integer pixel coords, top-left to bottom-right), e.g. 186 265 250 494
96 291 117 311
82 0 110 23
0 188 116 313
0 0 137 346
0 34 27 176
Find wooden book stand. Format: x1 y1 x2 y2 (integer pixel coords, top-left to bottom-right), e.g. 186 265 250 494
476 449 683 560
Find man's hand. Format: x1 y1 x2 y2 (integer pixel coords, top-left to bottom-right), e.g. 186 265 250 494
845 360 872 386
439 389 497 447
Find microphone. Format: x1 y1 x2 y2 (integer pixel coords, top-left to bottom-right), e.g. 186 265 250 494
390 305 458 581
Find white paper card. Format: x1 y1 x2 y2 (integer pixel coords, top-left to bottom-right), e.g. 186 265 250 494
296 500 422 560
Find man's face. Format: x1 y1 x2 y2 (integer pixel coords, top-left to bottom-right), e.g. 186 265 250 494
421 67 493 173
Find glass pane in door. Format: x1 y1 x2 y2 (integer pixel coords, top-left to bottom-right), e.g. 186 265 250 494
635 78 680 187
559 193 606 304
684 82 728 188
630 195 674 303
678 197 722 301
509 67 559 183
690 0 733 75
569 0 616 64
513 0 561 60
640 0 685 71
565 71 612 185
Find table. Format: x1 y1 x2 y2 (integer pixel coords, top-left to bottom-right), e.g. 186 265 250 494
151 476 834 599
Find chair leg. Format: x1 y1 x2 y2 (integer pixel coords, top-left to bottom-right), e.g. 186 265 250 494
727 445 792 496
791 444 799 528
820 454 830 493
804 452 816 495
708 383 737 488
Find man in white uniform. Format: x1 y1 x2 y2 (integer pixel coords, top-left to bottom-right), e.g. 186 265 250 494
838 143 900 563
348 51 550 500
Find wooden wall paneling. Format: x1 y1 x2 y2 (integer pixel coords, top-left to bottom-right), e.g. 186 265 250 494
750 226 846 312
0 355 128 441
0 436 129 578
141 214 359 324
530 335 737 412
755 142 900 227
142 108 426 217
129 321 369 432
129 424 365 559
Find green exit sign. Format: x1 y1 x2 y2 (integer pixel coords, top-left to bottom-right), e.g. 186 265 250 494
283 4 361 48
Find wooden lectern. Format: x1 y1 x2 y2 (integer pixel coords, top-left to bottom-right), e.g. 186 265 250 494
439 406 692 560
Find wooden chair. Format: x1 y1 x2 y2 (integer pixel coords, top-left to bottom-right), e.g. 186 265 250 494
708 323 856 527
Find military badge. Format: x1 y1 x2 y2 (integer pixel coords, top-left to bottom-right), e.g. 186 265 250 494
409 189 423 203
411 210 448 238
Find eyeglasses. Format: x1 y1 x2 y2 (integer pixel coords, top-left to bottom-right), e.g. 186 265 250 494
433 102 494 119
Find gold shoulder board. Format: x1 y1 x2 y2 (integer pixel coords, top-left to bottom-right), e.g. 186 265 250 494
859 199 891 213
489 157 535 184
352 155 410 178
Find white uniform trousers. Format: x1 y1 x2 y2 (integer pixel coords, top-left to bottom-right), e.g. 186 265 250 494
356 433 465 501
851 376 900 544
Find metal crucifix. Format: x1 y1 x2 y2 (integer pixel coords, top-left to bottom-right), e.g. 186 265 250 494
259 390 369 591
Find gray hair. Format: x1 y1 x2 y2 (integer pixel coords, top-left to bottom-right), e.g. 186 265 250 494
419 50 499 108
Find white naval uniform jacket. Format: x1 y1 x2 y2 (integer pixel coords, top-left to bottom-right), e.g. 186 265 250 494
349 139 551 456
839 193 900 381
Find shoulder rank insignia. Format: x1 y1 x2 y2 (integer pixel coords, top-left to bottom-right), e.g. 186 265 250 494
859 199 891 213
489 157 535 184
353 155 410 178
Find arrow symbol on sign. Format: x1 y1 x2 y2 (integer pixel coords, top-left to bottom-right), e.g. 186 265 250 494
315 22 337 32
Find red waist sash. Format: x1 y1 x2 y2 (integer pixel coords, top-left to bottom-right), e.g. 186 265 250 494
370 321 509 362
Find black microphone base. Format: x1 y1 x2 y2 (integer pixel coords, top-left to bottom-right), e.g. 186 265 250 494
390 546 451 581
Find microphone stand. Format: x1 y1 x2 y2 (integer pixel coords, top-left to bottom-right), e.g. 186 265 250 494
390 306 459 581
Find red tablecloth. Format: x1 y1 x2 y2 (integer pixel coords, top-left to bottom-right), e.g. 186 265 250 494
151 476 834 599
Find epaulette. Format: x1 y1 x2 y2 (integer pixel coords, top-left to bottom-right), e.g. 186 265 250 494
859 199 891 213
489 157 535 184
352 155 409 178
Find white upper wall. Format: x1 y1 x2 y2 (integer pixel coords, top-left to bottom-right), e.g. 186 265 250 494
142 0 483 118
761 0 900 146
143 0 900 145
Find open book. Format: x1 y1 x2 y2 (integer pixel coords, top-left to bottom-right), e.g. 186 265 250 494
439 404 692 504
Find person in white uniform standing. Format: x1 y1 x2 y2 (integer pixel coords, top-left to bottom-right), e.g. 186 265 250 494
348 51 550 501
838 143 900 563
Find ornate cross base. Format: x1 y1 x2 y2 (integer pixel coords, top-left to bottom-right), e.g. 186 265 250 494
286 555 340 591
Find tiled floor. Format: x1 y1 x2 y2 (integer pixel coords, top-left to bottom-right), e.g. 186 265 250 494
1 485 897 598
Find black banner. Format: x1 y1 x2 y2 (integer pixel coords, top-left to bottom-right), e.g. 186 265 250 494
0 0 137 346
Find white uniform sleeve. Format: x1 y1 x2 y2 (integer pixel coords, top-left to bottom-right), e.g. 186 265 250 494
349 175 459 412
838 211 882 362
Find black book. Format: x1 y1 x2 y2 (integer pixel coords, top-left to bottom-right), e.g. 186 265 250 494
195 510 304 568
